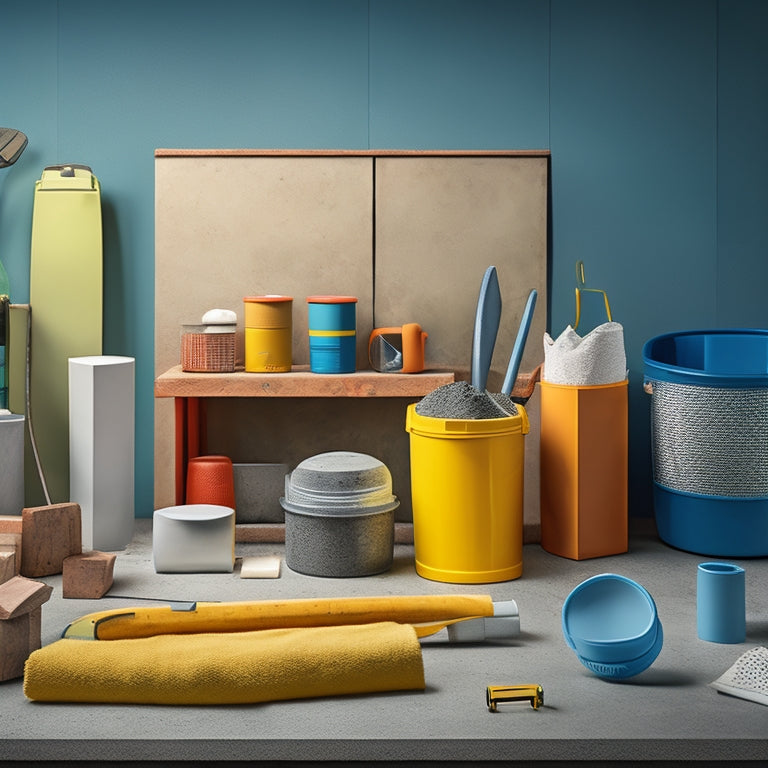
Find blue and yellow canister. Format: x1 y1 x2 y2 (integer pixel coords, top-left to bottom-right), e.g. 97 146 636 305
243 295 293 372
306 295 357 374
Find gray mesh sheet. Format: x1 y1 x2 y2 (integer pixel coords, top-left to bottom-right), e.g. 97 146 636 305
649 379 768 497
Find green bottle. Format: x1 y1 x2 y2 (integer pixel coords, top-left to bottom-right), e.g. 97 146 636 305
0 257 9 409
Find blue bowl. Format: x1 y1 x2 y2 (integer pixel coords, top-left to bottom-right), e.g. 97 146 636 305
563 574 663 678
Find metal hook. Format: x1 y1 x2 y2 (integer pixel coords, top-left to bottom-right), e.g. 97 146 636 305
574 260 612 330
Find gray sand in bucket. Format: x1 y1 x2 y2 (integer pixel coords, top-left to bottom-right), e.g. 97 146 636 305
415 381 518 419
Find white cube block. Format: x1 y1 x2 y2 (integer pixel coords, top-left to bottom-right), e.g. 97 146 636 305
153 504 235 573
69 355 135 551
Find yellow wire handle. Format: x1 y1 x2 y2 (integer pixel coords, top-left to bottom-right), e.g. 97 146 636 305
574 260 612 330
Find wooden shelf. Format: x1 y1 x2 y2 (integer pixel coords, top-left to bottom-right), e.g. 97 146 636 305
154 365 454 399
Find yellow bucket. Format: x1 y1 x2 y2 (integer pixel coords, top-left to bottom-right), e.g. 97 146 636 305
405 403 528 583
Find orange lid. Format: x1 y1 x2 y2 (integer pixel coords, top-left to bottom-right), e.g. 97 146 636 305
306 295 358 303
244 295 293 303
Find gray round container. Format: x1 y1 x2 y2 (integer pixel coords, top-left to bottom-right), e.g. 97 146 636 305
280 451 399 577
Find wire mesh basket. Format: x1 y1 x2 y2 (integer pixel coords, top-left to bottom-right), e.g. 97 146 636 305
648 379 768 497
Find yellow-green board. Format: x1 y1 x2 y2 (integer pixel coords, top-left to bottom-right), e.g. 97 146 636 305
28 165 102 505
8 304 28 413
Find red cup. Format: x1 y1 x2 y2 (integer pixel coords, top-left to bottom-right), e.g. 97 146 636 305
185 455 236 509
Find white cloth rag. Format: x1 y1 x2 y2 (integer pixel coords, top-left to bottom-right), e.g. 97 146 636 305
710 646 768 706
542 322 627 386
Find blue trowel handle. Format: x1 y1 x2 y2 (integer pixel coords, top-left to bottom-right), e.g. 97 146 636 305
502 289 537 396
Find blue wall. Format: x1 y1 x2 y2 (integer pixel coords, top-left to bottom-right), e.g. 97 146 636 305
1 0 766 517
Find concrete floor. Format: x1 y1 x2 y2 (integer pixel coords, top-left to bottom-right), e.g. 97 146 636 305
1 518 767 764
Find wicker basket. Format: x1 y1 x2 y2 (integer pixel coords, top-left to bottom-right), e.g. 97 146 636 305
181 325 235 373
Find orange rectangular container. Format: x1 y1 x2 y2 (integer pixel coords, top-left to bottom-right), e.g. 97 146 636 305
539 379 628 560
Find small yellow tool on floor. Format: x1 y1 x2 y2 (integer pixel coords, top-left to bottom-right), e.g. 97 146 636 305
486 684 544 712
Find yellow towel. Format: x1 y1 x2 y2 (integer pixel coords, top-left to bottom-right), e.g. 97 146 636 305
24 621 425 705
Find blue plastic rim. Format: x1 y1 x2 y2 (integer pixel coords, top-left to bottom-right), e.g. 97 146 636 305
642 328 768 387
654 485 768 557
562 574 662 675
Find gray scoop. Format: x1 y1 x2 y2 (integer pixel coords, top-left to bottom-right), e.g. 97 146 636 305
0 128 27 168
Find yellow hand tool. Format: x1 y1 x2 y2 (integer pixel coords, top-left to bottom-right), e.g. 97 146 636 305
62 593 520 643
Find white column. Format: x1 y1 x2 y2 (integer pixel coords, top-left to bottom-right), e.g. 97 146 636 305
0 413 24 516
69 356 134 551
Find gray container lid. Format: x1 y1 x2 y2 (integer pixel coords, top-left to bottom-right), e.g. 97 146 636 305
281 451 398 517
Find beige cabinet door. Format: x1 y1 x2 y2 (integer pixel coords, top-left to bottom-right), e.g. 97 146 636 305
374 155 548 385
154 154 374 510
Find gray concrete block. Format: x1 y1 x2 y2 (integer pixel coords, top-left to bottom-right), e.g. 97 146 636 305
233 463 288 523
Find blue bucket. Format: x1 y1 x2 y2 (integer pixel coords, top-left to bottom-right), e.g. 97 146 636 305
642 329 768 557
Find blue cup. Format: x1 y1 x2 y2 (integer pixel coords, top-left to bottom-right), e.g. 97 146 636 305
697 562 746 644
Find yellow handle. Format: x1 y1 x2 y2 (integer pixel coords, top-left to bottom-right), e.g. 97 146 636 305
574 260 612 330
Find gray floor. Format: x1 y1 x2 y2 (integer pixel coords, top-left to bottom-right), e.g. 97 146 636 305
1 519 767 764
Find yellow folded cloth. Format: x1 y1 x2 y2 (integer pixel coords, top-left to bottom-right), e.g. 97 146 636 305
24 621 425 705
